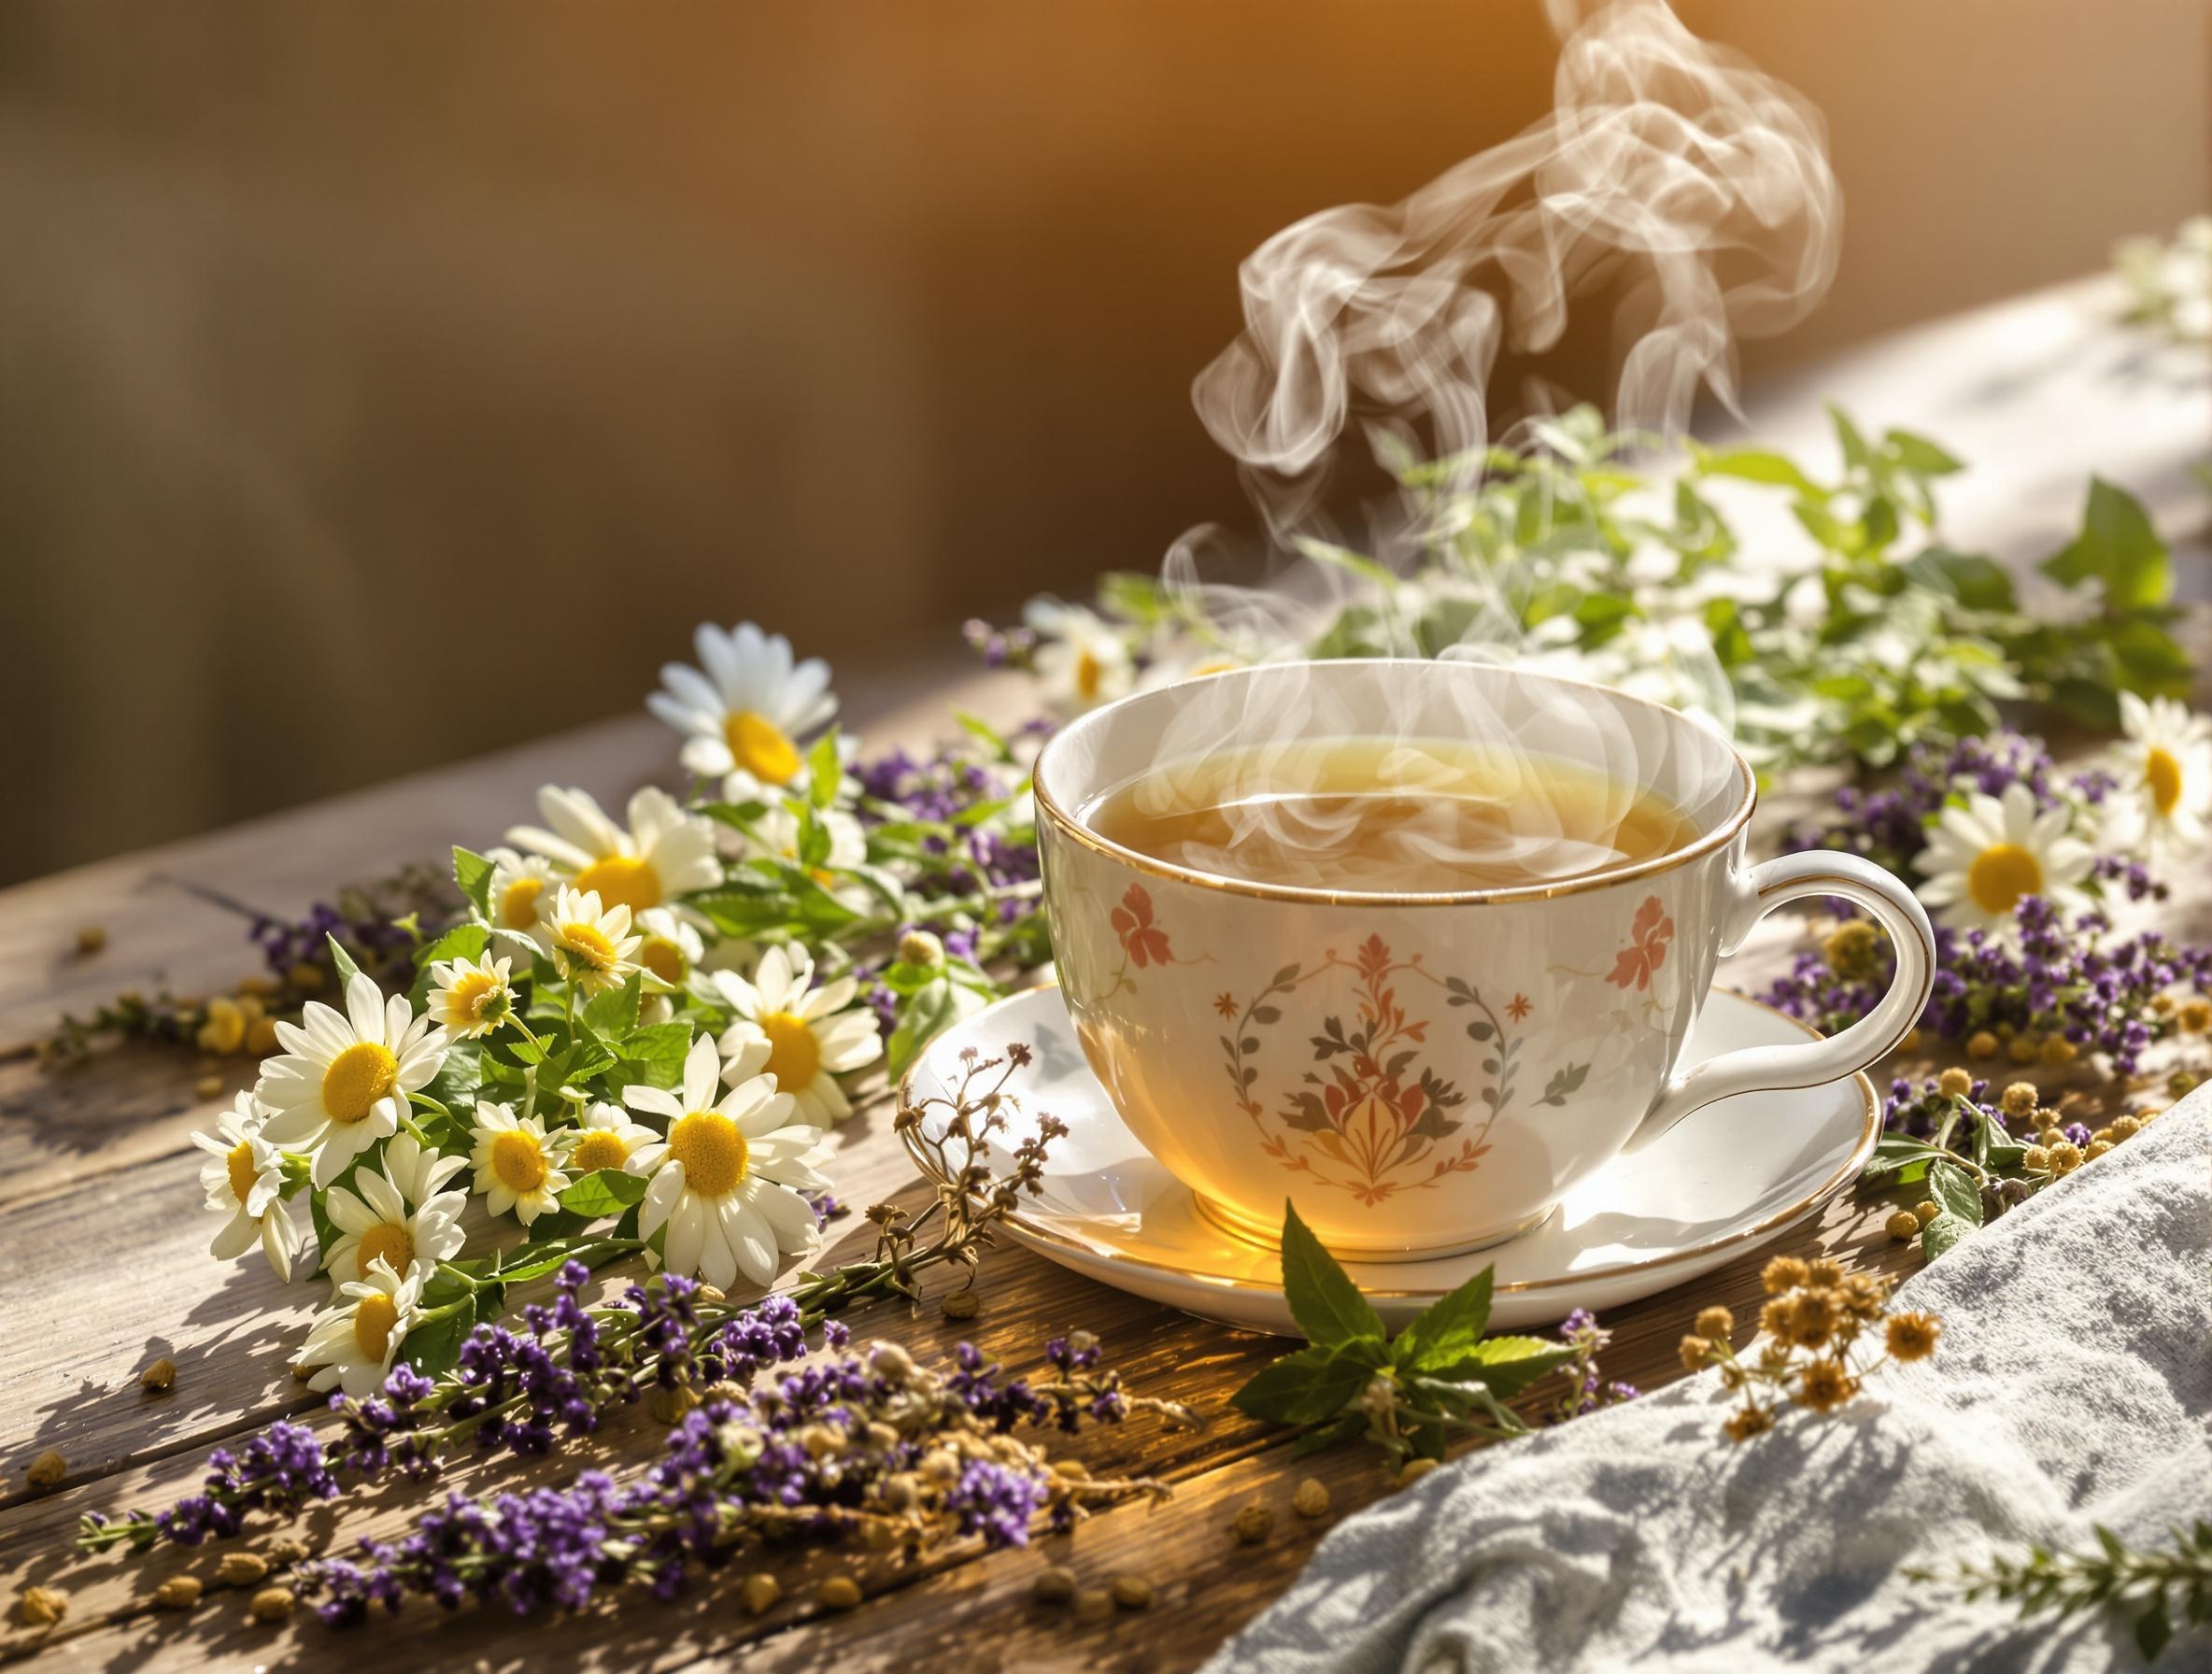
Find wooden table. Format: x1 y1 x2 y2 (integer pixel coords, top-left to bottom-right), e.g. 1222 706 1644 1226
1 276 2205 1672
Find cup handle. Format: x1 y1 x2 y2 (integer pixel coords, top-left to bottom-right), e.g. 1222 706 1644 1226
1622 851 1936 1152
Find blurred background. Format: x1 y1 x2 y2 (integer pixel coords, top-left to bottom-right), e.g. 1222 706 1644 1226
1 0 2206 885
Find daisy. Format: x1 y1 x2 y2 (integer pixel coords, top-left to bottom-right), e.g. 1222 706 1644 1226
737 802 872 907
505 786 719 918
191 1092 302 1282
538 886 644 997
1916 781 2093 936
468 1103 574 1226
297 1258 424 1397
567 1100 659 1177
255 972 448 1187
647 622 840 799
2103 692 2212 858
623 1033 830 1289
485 846 560 937
426 950 517 1039
1024 600 1134 716
320 1131 468 1286
711 943 883 1127
633 906 706 992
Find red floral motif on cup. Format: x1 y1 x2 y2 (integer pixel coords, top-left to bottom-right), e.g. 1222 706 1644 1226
1110 884 1172 969
1607 895 1675 991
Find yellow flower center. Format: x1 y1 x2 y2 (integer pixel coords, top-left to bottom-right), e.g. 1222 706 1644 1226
1075 648 1103 702
572 1129 631 1173
759 1010 821 1091
226 1140 259 1205
352 1293 401 1364
668 1111 748 1197
321 1042 400 1125
555 921 618 976
498 875 546 929
445 970 506 1029
2146 745 2183 817
491 1129 548 1194
1966 843 2044 916
355 1222 415 1278
638 937 688 987
727 711 801 786
572 854 661 915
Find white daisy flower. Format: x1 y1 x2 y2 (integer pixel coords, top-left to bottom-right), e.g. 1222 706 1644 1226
633 907 706 992
505 786 720 918
255 972 448 1188
2103 692 2212 858
647 622 839 800
1916 782 2094 936
623 1033 829 1289
426 950 517 1040
321 1132 469 1286
1024 600 1134 716
485 846 560 937
191 1092 302 1282
567 1100 659 1178
538 886 644 997
468 1102 574 1226
734 802 872 910
711 943 883 1128
297 1257 424 1397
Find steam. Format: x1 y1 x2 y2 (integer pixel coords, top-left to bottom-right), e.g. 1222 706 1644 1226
1193 0 1840 480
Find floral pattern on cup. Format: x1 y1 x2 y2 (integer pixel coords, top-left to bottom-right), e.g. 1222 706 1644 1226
1096 883 1210 999
1608 895 1676 991
1216 933 1593 1206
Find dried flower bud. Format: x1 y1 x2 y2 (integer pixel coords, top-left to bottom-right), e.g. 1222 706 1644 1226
140 1356 177 1393
1884 1311 1942 1362
898 929 945 968
2108 1115 2142 1141
1885 1210 1921 1241
1723 1406 1773 1442
2022 1146 2050 1172
1678 1335 1712 1372
2006 1035 2039 1065
870 1341 915 1384
940 1290 981 1321
24 1451 65 1489
1032 1566 1078 1604
1357 1374 1397 1418
266 1537 312 1566
218 1552 270 1586
1694 1305 1734 1340
920 1448 961 1483
2039 1035 2077 1067
1965 1029 1998 1060
1052 1458 1089 1482
1757 1297 1793 1337
740 1572 782 1616
2083 1140 2114 1161
1292 1478 1331 1519
1997 1082 2038 1117
1805 1258 1845 1288
1936 1067 1974 1099
2047 1141 2083 1173
154 1576 203 1610
1759 1256 1808 1296
797 1423 844 1460
1231 1502 1275 1544
1913 1201 1940 1226
248 1586 294 1623
816 1575 863 1611
1074 1587 1115 1624
2037 1127 2065 1149
1822 921 1880 980
2177 998 2212 1033
695 1284 727 1306
1111 1573 1155 1610
15 1585 67 1626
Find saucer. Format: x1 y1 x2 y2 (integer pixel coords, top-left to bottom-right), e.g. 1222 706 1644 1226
899 984 1879 1337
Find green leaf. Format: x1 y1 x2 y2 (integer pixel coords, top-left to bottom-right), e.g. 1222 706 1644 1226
1927 1158 1984 1227
326 933 362 988
1694 447 1822 495
496 1236 621 1284
885 979 957 1082
951 711 1014 762
583 970 643 1035
1280 1201 1384 1348
1829 404 1874 474
1392 1266 1493 1372
1919 1210 1975 1263
1903 547 2016 612
615 1022 693 1089
1884 429 1964 476
558 1168 649 1218
2134 1599 2172 1661
1287 1412 1367 1458
1291 536 1398 589
2040 477 2171 610
1228 1339 1387 1426
453 846 497 920
1425 1335 1581 1400
808 728 844 809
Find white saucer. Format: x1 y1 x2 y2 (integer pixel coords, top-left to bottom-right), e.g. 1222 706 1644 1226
900 984 1878 1337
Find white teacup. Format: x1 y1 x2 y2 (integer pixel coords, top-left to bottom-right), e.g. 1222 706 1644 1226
1034 659 1934 1261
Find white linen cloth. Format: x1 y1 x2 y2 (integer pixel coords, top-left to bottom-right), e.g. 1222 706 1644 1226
1207 1091 2210 1673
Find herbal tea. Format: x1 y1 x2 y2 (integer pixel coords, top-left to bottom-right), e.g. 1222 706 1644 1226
1087 737 1691 892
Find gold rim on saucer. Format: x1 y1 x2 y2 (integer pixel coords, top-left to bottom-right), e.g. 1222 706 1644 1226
895 983 1880 1303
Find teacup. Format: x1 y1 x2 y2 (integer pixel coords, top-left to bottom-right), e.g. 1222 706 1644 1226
1033 659 1934 1260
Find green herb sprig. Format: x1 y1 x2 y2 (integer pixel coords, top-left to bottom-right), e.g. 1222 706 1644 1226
1910 1522 2212 1662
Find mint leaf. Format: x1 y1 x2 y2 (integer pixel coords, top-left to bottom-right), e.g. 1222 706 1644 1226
1425 1335 1581 1400
1884 429 1964 477
1392 1266 1493 1372
1228 1339 1386 1426
1694 447 1822 495
583 970 643 1035
1920 1211 1975 1263
558 1168 648 1219
453 846 497 919
1927 1158 1983 1227
808 728 844 808
616 1022 692 1089
326 932 362 987
885 979 957 1081
1280 1201 1383 1347
2041 477 2170 610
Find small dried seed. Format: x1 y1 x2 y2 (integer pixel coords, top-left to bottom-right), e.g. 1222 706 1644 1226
816 1575 863 1611
140 1356 177 1393
1032 1565 1078 1604
1396 1458 1439 1490
248 1585 293 1623
695 1284 726 1305
940 1290 981 1320
153 1576 203 1610
25 1450 66 1489
1231 1501 1275 1545
1885 1210 1921 1241
1110 1573 1154 1610
1292 1478 1331 1519
217 1552 269 1586
15 1585 67 1626
1052 1457 1089 1481
739 1572 782 1616
1912 1200 1940 1226
1073 1587 1115 1624
266 1537 312 1567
